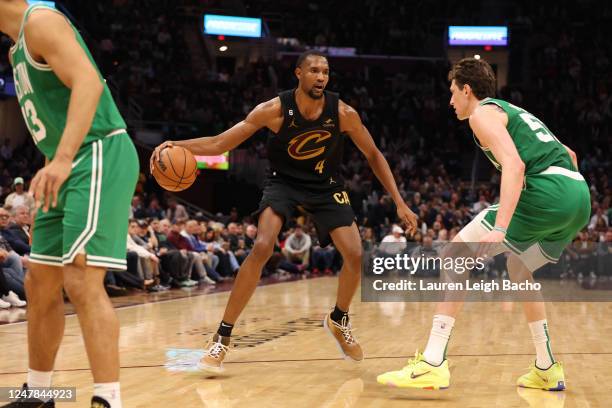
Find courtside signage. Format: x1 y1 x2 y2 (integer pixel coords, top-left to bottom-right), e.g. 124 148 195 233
27 0 56 7
195 152 229 170
203 14 262 38
448 26 508 46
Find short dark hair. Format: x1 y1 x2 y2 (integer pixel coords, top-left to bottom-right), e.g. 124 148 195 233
296 50 327 68
448 58 497 99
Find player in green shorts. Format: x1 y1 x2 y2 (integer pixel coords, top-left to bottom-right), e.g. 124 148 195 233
0 2 138 407
377 58 590 391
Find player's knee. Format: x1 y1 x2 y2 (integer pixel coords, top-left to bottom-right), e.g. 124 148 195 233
25 279 63 309
25 264 63 299
342 246 362 267
506 255 532 281
62 277 88 306
63 273 102 307
251 239 275 260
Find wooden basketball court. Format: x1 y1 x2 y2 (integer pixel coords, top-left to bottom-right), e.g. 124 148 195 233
0 276 609 407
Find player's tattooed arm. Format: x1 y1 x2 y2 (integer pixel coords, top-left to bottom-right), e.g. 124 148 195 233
152 98 281 167
339 101 417 234
25 9 104 211
470 105 524 231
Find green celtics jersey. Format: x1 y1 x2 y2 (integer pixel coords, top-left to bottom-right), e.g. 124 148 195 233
474 98 575 175
9 5 127 160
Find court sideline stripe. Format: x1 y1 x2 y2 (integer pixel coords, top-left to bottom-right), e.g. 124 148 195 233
1 351 611 376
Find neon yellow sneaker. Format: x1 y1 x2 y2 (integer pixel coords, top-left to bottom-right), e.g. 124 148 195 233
517 362 565 391
376 351 450 389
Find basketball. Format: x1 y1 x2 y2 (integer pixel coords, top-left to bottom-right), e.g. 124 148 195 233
152 145 198 192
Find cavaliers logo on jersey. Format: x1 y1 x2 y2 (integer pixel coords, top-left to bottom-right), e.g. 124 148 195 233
287 130 332 160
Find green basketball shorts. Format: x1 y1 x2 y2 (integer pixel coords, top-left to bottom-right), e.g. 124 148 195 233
30 133 139 270
459 166 591 271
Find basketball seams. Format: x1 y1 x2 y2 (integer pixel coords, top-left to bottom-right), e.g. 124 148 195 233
173 146 187 191
180 149 198 184
164 147 182 180
153 166 180 185
153 168 189 191
186 156 198 180
158 180 193 190
154 166 192 190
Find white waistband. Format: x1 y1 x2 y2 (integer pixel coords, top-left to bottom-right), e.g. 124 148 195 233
105 129 127 138
538 165 585 181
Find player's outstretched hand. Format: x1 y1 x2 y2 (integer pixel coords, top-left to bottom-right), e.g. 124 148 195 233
29 157 72 213
397 202 418 236
150 141 174 174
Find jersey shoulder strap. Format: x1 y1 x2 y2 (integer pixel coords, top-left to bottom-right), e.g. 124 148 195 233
323 91 339 120
20 4 69 39
18 5 72 70
479 98 520 123
279 89 296 114
278 89 297 133
479 97 508 111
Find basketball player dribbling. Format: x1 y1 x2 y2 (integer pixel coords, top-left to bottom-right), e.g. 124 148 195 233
377 58 590 391
152 50 418 373
0 1 139 407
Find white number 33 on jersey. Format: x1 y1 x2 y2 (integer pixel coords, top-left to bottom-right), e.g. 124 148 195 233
21 99 47 144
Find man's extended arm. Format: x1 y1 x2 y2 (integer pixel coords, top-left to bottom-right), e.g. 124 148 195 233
151 98 281 169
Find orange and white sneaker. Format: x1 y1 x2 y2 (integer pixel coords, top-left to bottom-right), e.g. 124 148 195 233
198 334 230 373
323 313 363 362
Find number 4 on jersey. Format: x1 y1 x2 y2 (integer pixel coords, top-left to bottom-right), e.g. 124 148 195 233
315 159 325 174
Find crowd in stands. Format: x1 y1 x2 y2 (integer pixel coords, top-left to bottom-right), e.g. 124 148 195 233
0 201 31 309
0 142 46 308
0 147 606 304
0 143 608 303
60 0 208 127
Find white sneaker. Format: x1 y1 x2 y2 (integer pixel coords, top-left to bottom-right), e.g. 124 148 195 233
203 276 216 285
2 291 26 307
0 298 10 309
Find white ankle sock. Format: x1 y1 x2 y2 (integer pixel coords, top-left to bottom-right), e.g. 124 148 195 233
94 382 122 408
423 314 455 366
529 319 555 369
27 369 53 402
27 368 53 388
